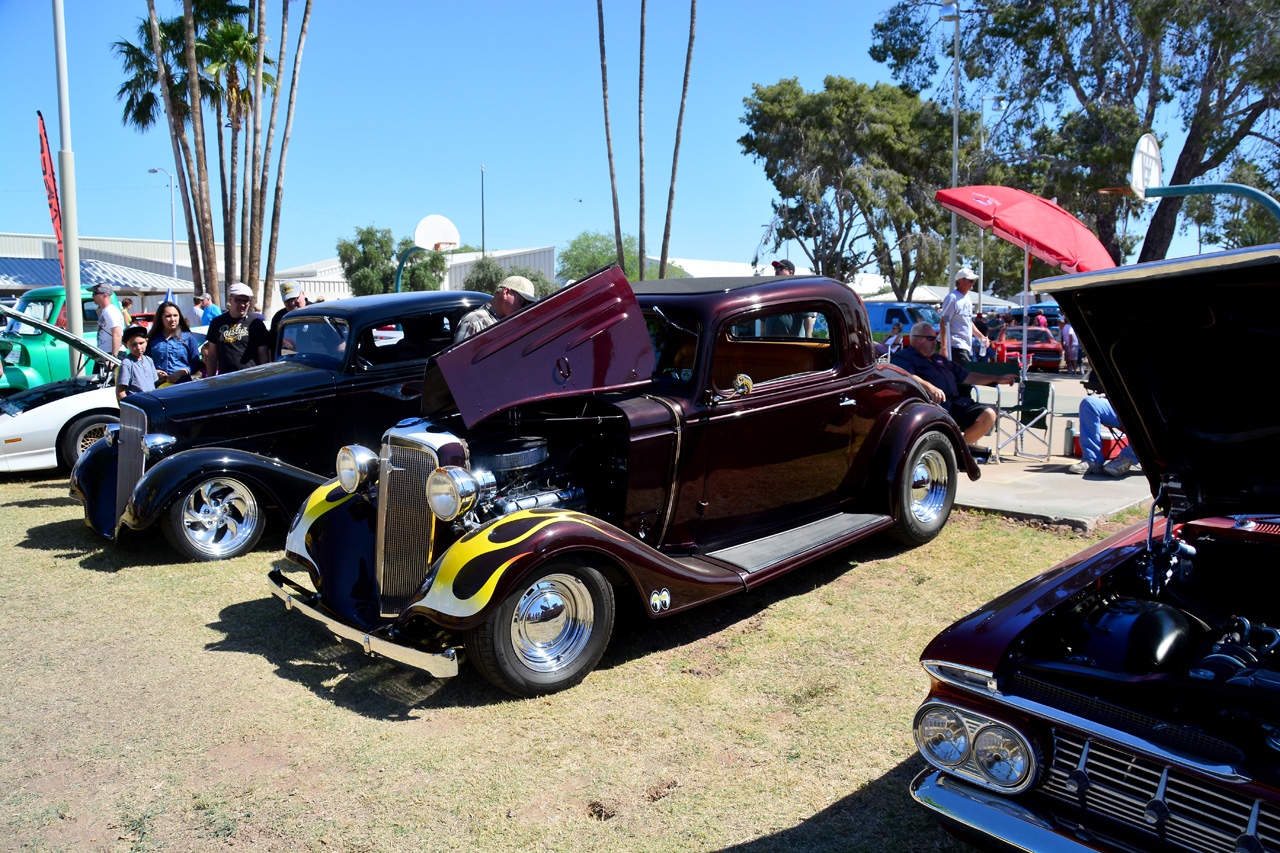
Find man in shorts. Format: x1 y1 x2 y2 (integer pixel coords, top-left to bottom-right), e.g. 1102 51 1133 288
891 321 1015 443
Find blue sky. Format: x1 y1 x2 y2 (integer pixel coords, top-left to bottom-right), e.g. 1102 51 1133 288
0 1 1191 276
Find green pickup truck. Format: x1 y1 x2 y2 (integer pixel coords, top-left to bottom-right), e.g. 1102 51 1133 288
0 285 107 397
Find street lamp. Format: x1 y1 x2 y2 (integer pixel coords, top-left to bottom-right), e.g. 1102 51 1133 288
148 167 176 280
941 0 960 357
977 93 1007 313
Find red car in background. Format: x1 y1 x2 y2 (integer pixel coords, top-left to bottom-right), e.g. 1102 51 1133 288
990 325 1062 371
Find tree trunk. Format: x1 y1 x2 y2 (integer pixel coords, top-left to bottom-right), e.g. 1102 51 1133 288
659 1 696 280
227 99 240 287
240 116 252 285
214 96 234 285
596 0 625 271
251 0 288 308
144 0 204 299
180 0 220 301
263 0 313 303
247 0 267 291
637 0 646 281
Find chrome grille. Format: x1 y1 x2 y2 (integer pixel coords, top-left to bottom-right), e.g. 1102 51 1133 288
115 404 147 524
376 440 438 616
1044 729 1278 853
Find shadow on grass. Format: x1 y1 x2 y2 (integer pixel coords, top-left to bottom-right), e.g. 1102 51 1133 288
203 536 919 719
713 755 969 853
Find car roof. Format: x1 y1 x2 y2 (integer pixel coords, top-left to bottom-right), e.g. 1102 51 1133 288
632 275 829 296
283 289 488 325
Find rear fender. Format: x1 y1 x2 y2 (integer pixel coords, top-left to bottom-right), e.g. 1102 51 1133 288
122 448 328 531
401 508 745 631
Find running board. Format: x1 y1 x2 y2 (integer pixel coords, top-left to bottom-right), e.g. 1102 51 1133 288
707 513 889 574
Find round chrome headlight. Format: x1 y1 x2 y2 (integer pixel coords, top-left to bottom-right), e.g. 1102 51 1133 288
335 445 378 494
917 707 969 767
427 466 480 521
973 725 1032 787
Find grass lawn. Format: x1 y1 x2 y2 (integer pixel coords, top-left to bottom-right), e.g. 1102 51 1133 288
0 470 1143 852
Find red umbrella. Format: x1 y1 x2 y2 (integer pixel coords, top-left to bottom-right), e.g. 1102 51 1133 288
936 186 1115 273
936 185 1115 376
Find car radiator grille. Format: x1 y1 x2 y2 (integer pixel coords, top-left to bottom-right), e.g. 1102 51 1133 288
1043 729 1280 853
115 404 147 524
376 440 439 617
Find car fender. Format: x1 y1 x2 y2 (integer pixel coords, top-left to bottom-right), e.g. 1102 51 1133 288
0 386 117 473
401 508 746 631
0 365 40 394
121 447 329 532
70 435 119 538
283 478 382 629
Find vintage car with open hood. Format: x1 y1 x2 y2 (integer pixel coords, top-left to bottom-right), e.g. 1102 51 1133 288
910 244 1280 853
269 266 981 696
69 290 485 560
0 303 120 472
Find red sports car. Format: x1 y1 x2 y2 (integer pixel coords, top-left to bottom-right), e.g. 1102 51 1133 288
991 325 1063 371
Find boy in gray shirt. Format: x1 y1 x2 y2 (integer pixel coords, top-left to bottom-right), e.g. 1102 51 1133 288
117 325 158 400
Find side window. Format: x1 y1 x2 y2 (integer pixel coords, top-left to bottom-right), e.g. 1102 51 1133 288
711 307 837 389
355 313 456 370
887 308 906 325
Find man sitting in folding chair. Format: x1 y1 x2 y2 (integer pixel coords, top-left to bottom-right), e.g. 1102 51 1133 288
891 322 1017 444
1069 393 1140 477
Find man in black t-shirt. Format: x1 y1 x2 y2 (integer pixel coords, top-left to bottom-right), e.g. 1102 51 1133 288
205 282 271 375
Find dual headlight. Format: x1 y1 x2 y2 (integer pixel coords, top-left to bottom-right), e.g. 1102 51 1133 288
914 702 1039 793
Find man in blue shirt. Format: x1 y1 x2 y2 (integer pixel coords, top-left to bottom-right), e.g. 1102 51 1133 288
891 322 1015 443
199 293 221 326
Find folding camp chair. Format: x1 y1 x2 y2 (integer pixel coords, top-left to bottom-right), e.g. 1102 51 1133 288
995 379 1055 460
957 362 1020 461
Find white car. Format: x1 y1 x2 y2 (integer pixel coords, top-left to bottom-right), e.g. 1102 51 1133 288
0 304 120 472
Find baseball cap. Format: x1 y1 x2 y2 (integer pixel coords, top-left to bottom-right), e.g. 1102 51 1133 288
771 259 796 273
228 283 254 299
500 275 537 303
279 281 302 302
91 284 113 296
956 268 978 281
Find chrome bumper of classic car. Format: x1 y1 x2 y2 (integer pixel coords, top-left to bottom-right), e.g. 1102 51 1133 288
267 568 460 678
911 769 1125 853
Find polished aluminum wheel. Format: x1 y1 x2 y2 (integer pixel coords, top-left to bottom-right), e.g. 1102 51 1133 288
909 448 951 525
179 477 261 558
509 572 595 673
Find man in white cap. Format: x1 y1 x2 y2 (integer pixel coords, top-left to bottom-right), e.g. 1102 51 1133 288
939 267 990 366
90 284 125 356
454 275 537 342
204 282 271 375
270 281 308 337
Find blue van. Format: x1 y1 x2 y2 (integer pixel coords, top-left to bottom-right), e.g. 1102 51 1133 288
863 302 941 339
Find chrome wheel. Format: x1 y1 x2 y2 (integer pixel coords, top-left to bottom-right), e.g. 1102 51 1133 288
909 448 951 525
176 477 261 558
508 573 595 674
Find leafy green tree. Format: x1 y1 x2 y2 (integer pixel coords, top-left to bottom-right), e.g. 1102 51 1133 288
871 0 1280 264
1184 159 1280 251
336 226 446 297
556 231 686 283
740 77 960 299
461 256 506 295
506 266 559 299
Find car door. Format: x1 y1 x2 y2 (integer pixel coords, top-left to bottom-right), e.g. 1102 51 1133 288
694 302 854 548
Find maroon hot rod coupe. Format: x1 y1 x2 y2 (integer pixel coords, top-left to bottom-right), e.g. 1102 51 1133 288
269 266 980 696
911 244 1280 853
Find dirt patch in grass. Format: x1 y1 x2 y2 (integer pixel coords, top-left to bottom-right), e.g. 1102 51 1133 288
1 475 1093 852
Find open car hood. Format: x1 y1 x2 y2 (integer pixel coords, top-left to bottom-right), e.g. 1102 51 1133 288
424 266 654 428
0 303 118 366
1041 244 1280 518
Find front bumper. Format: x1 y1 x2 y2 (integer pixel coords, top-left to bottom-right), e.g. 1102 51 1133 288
910 769 1131 853
267 568 460 678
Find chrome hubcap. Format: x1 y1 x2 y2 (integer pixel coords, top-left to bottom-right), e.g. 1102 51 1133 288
910 449 950 524
180 478 259 557
509 573 594 673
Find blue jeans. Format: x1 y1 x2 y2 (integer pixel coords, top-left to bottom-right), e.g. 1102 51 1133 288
1078 395 1139 465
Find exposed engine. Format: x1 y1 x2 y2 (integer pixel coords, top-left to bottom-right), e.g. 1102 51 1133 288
464 435 588 523
1014 514 1280 776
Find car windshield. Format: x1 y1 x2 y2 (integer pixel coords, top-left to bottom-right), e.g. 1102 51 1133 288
3 300 55 336
907 306 941 325
277 316 350 365
1006 327 1053 344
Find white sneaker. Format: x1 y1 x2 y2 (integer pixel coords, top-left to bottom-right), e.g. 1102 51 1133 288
1102 457 1133 477
1068 460 1103 475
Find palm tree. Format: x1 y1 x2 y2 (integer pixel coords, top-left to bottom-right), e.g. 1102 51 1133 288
179 0 221 302
637 0 647 281
596 0 625 271
659 1 696 279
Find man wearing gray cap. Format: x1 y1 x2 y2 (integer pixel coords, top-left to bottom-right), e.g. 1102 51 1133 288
939 268 990 365
454 275 537 342
91 284 125 356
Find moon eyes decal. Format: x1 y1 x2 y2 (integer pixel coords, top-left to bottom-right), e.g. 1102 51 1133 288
650 588 671 613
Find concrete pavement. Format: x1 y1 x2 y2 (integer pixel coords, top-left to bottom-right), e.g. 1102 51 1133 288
957 369 1153 531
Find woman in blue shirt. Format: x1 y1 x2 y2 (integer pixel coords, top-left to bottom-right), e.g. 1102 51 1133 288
146 301 202 384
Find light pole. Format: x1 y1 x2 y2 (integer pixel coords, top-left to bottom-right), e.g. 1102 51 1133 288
148 167 176 280
977 93 1007 314
941 0 960 357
